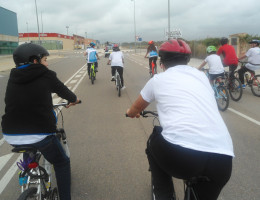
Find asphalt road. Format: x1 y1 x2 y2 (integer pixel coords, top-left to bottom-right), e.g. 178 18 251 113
0 50 260 200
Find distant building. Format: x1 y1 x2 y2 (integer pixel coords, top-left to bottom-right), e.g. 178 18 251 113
229 33 249 57
19 33 74 50
0 7 19 55
19 33 97 50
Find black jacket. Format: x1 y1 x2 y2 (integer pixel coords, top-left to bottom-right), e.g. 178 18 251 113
1 64 77 135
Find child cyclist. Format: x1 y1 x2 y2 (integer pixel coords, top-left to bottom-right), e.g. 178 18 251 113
144 40 158 74
127 39 233 200
238 39 260 88
198 45 225 84
84 42 99 78
1 43 80 200
107 44 126 90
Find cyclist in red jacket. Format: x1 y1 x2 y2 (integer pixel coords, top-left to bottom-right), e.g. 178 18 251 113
217 37 238 78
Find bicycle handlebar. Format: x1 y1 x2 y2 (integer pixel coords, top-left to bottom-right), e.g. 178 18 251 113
125 110 158 118
53 100 81 109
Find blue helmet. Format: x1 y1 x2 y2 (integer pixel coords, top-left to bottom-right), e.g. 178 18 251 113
90 42 96 47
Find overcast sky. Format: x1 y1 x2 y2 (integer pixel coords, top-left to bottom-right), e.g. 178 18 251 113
1 0 260 43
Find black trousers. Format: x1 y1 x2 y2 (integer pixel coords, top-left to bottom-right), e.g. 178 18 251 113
146 126 233 200
149 57 158 72
111 66 124 86
87 62 98 75
238 66 255 84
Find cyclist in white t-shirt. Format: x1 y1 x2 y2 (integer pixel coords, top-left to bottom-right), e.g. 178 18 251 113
198 45 225 84
238 39 260 88
107 44 125 89
84 42 99 78
126 39 234 200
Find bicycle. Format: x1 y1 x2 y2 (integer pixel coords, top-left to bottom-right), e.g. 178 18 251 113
89 62 96 85
203 69 229 111
224 71 243 101
13 101 78 200
145 57 157 78
234 61 260 97
149 60 157 78
138 111 210 200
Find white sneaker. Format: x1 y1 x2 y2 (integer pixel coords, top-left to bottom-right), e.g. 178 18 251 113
121 86 126 90
111 76 115 81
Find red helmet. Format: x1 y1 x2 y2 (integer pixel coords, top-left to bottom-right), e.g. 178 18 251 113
159 39 191 63
113 44 119 48
148 40 154 45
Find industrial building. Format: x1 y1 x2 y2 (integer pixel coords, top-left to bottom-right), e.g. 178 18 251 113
0 7 19 55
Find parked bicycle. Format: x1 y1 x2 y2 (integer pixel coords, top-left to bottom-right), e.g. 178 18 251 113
138 111 210 200
89 62 96 84
203 69 229 111
224 71 243 101
235 61 260 97
13 101 79 200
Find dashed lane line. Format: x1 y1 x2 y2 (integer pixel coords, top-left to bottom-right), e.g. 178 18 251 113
0 154 22 194
228 107 260 126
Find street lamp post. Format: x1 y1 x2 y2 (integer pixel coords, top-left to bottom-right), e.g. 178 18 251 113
26 22 29 42
66 26 69 35
34 0 41 43
131 0 137 53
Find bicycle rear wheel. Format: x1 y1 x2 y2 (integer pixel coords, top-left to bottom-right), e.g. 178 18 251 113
90 68 95 84
228 77 243 101
117 74 121 97
17 187 38 200
216 86 229 111
251 75 260 97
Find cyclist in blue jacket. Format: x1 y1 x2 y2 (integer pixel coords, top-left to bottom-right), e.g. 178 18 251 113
84 42 99 78
144 40 158 74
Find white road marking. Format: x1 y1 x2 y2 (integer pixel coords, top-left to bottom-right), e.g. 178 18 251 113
0 138 5 147
0 153 13 172
0 154 22 194
228 107 260 126
70 80 77 84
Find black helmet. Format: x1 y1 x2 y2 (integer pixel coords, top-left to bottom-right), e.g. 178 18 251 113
13 43 49 66
249 39 260 45
220 37 228 45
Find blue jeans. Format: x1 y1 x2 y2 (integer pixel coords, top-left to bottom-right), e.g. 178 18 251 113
14 135 71 200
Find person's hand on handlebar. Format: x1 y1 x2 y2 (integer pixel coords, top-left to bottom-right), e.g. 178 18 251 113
126 109 140 118
66 99 81 108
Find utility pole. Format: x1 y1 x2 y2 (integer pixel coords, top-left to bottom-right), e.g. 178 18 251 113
168 0 171 40
34 0 41 43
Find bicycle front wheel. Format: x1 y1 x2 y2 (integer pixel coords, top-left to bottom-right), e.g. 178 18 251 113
17 187 38 200
216 86 229 111
251 75 260 97
228 77 243 101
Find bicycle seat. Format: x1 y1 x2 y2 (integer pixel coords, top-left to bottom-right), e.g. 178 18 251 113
12 146 37 154
185 176 210 186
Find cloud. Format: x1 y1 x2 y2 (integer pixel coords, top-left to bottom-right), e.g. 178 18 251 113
1 0 260 43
